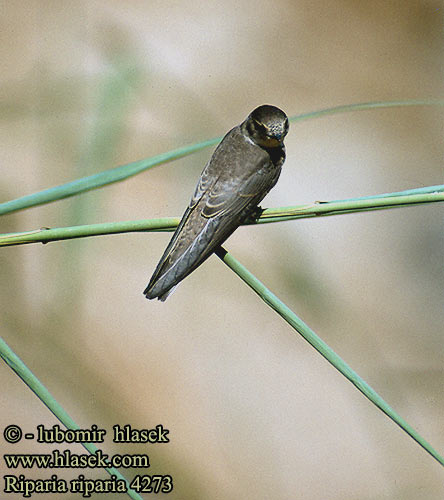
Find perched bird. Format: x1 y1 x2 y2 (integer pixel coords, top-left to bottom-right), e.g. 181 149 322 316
144 104 289 301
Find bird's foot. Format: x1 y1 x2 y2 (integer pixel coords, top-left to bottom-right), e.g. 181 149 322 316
245 206 264 224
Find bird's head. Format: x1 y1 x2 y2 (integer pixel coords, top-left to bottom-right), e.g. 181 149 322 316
245 105 289 148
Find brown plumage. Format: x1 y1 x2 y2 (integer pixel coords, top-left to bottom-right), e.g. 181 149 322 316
144 105 289 300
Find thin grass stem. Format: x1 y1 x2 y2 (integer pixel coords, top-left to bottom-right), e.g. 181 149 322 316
1 99 442 216
215 247 444 467
1 186 442 247
0 336 144 500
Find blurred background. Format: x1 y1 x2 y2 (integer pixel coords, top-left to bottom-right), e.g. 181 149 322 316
1 1 443 498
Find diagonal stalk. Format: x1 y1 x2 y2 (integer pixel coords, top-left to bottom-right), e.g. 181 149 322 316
215 247 444 467
0 336 144 500
1 99 442 216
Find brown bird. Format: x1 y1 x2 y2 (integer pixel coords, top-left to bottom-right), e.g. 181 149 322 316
144 104 289 300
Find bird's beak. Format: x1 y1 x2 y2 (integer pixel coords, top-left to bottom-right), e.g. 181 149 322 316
266 137 282 147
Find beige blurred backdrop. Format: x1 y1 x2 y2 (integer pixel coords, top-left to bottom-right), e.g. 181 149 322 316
1 1 444 499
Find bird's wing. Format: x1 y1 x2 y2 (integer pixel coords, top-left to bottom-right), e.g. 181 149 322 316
145 159 280 299
147 166 218 269
189 160 218 209
202 159 280 218
144 204 195 288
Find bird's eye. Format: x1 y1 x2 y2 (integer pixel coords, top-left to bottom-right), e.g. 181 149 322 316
254 121 267 133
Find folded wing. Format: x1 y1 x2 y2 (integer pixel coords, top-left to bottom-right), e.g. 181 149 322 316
144 157 280 300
